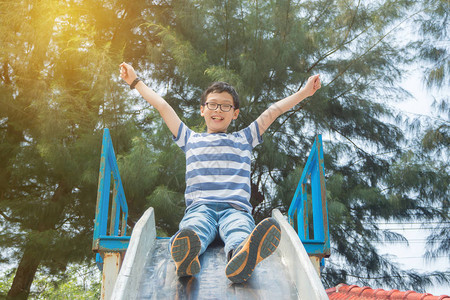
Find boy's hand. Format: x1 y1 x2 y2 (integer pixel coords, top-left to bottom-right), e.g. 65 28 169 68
304 74 321 97
120 62 137 86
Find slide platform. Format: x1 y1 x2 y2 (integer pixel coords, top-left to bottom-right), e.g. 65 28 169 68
111 208 328 300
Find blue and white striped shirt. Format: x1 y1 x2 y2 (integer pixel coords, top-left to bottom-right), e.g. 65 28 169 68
174 121 263 213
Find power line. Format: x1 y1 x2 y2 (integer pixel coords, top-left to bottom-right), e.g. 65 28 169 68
375 241 446 244
393 256 449 260
378 227 446 230
374 222 450 225
399 239 447 243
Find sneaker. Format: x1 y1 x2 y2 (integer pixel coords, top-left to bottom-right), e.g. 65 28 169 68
225 217 281 283
170 228 201 277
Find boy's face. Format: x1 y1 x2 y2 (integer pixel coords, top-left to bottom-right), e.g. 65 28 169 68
200 92 239 134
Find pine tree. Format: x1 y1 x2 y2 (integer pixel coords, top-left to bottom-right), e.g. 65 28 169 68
0 1 144 298
128 0 449 292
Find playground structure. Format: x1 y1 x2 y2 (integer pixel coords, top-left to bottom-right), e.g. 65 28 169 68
92 129 330 299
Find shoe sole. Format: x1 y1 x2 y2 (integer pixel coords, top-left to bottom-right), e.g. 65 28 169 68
226 218 281 283
171 229 201 277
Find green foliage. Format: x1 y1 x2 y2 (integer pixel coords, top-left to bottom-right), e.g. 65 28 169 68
0 271 14 297
0 0 145 297
0 263 100 299
118 127 186 234
29 264 100 300
415 0 449 89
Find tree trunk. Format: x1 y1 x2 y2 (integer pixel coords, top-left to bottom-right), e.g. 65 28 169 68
7 182 70 299
7 244 41 300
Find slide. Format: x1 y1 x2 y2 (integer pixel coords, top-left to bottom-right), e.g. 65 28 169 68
110 208 328 300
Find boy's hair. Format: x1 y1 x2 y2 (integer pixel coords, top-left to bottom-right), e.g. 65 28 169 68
200 82 239 109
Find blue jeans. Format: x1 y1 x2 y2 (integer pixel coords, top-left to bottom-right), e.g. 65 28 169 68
170 202 255 257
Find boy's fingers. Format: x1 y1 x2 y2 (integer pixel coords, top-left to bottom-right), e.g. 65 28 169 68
119 63 128 77
314 74 320 82
309 74 320 82
120 62 130 70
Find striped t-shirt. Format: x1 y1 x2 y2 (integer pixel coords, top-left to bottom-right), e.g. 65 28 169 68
173 121 263 213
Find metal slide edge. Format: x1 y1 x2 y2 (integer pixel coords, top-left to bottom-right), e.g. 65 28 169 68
111 207 157 300
272 209 329 300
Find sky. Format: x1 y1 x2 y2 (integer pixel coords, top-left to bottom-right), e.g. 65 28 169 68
380 68 449 296
377 223 449 295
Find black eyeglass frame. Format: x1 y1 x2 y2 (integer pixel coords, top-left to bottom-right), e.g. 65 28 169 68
203 102 235 112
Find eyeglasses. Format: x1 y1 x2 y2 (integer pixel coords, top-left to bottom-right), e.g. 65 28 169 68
203 102 235 112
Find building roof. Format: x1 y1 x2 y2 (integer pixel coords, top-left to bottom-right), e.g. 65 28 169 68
326 283 450 300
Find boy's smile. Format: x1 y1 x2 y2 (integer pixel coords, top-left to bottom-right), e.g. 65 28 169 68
201 92 239 133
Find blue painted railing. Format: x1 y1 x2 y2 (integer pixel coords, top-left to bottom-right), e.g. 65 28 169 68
288 134 330 259
92 128 130 270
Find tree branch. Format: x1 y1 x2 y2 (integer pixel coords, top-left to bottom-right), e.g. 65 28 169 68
307 0 365 74
327 9 424 86
0 209 20 223
322 118 370 155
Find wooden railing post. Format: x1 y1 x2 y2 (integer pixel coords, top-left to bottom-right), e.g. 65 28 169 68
92 128 131 299
288 134 330 274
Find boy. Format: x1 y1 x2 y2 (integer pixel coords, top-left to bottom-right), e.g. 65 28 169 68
120 62 321 283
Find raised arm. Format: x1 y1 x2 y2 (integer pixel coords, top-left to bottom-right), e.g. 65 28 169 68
255 74 321 135
120 62 182 137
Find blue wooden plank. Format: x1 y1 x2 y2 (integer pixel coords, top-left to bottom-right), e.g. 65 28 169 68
303 241 328 255
107 139 128 213
311 168 324 242
100 158 111 236
300 140 317 184
301 183 308 239
96 253 103 271
317 135 330 256
93 130 111 242
288 180 302 225
96 236 131 252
